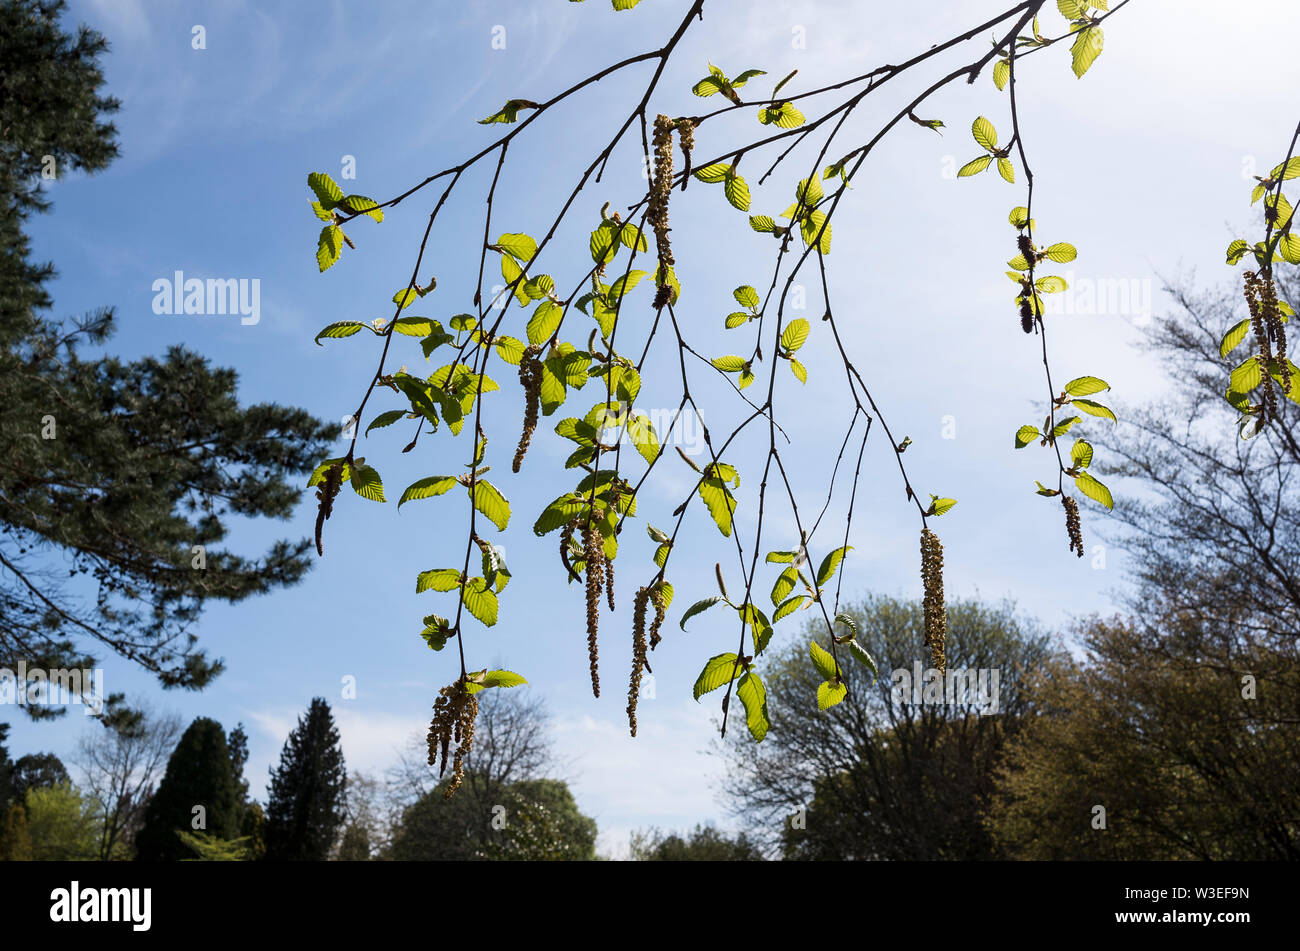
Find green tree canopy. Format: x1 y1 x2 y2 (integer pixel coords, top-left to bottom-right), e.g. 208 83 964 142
721 595 1051 860
134 717 241 861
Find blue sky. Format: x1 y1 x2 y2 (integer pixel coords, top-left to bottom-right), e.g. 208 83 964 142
8 0 1300 856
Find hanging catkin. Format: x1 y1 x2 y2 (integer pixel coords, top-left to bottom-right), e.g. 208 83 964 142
920 528 947 674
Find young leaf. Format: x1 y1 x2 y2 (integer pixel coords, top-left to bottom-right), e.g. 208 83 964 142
817 680 847 710
399 475 458 507
816 546 851 589
680 596 724 630
809 640 839 680
971 116 998 151
693 653 740 699
350 465 385 502
735 672 770 741
1064 375 1110 396
461 577 499 626
471 480 512 531
1071 399 1116 423
416 568 461 593
1074 471 1114 510
1014 425 1041 448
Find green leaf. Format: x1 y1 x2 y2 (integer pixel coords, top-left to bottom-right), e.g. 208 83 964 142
608 270 648 301
732 68 767 88
734 285 760 309
749 215 776 233
471 480 511 531
393 316 433 336
1219 318 1252 359
1074 472 1114 510
461 577 499 627
1069 26 1104 78
711 355 747 372
1044 242 1078 263
680 596 724 630
993 59 1011 91
494 335 526 365
800 210 832 254
481 669 527 689
1035 275 1068 293
773 595 806 622
366 409 407 434
1014 425 1041 448
725 312 750 329
1230 357 1264 393
972 116 998 150
997 158 1015 183
316 225 344 272
815 546 851 589
314 320 365 345
846 638 877 678
416 569 461 593
627 412 660 465
350 465 385 502
590 221 616 264
478 99 538 124
781 318 810 353
1279 234 1300 266
1064 375 1110 396
724 170 751 212
691 76 726 98
340 194 383 222
735 672 769 741
771 566 798 606
1226 239 1250 265
927 496 958 516
1009 206 1031 228
1051 415 1081 438
958 155 992 177
758 102 805 129
619 222 648 251
790 358 807 384
694 653 741 700
527 300 564 345
1071 438 1093 469
495 232 537 263
308 172 343 208
809 640 839 680
693 162 731 184
817 680 847 710
1071 399 1116 423
699 469 738 537
398 475 457 508
392 288 418 310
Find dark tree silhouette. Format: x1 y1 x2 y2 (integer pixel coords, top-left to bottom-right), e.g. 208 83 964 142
264 698 348 861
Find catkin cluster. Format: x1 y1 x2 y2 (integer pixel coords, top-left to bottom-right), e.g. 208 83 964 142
647 584 667 650
628 586 650 736
920 528 947 674
314 463 344 556
1062 495 1084 558
513 345 544 472
649 115 676 271
583 521 607 697
427 681 479 799
1243 270 1287 419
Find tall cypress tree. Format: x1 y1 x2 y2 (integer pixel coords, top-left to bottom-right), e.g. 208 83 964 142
134 717 240 861
265 698 348 861
0 0 338 723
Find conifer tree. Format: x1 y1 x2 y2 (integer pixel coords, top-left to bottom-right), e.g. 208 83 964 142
264 698 348 861
134 717 240 861
0 0 339 721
